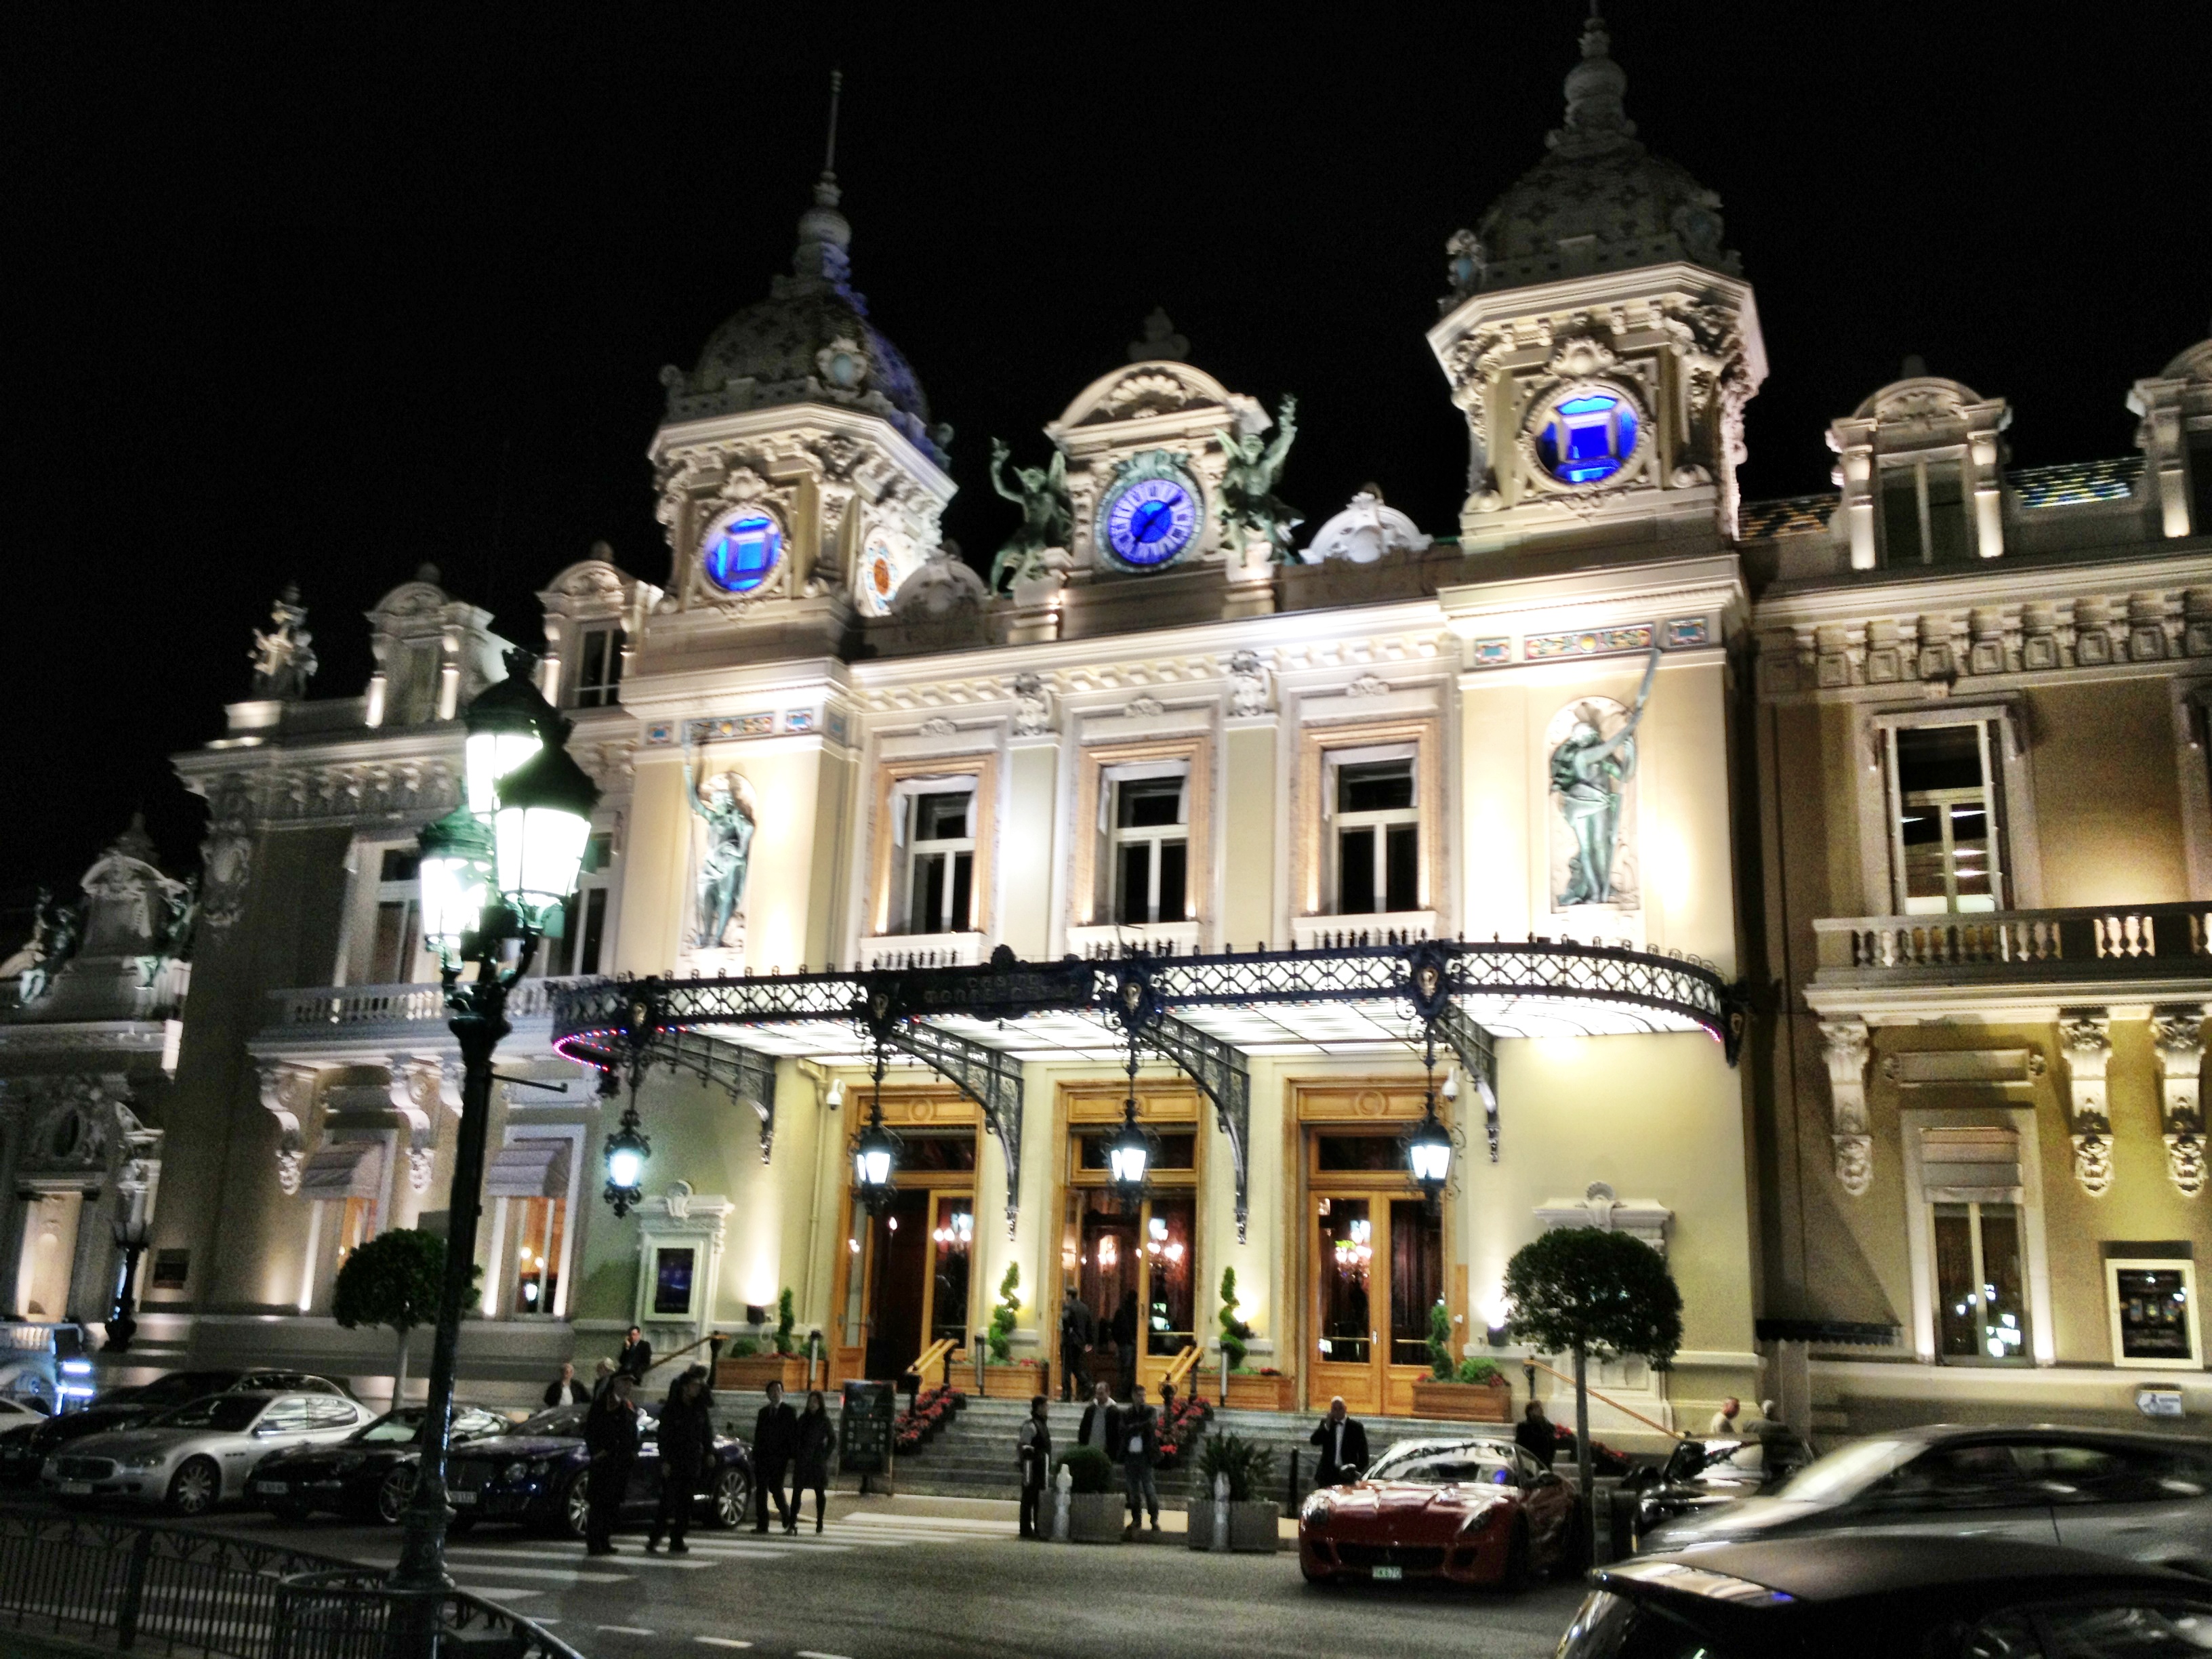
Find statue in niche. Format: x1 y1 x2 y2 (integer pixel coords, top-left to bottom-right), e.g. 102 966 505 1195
14 888 85 1004
684 744 756 951
986 439 1072 594
249 584 319 700
161 876 200 962
1550 649 1658 907
1217 395 1302 560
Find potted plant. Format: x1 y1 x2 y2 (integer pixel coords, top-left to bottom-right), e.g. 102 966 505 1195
980 1265 1041 1398
1053 1444 1124 1543
1224 1367 1296 1411
712 1288 814 1392
1188 1433 1279 1552
332 1228 456 1406
1408 1303 1514 1420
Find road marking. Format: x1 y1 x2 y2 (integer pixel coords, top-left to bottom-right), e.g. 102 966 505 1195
838 1515 1018 1534
342 1556 628 1585
796 1651 853 1659
456 1586 541 1601
598 1627 657 1637
695 1641 753 1650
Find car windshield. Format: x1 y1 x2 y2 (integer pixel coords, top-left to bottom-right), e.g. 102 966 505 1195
511 1407 586 1438
357 1412 426 1445
1773 1437 1919 1504
132 1373 239 1408
149 1395 265 1433
1368 1442 1517 1485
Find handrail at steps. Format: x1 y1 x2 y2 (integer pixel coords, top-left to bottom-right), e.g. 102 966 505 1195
1524 1356 1685 1441
642 1328 729 1382
909 1337 956 1389
1160 1342 1201 1393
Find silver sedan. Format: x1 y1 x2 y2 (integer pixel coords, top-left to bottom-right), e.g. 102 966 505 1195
1640 1424 2212 1576
44 1390 371 1516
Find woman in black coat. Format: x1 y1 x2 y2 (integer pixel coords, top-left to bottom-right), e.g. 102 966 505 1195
792 1389 834 1534
646 1372 714 1553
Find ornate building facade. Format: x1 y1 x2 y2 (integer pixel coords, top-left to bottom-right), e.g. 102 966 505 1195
7 20 2208 1442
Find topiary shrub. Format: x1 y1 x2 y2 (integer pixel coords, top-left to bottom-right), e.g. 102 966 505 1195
1217 1268 1254 1371
987 1263 1020 1364
774 1288 797 1355
1427 1300 1455 1379
1054 1443 1115 1494
332 1229 473 1404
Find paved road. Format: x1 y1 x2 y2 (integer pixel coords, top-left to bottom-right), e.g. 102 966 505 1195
196 1494 1589 1659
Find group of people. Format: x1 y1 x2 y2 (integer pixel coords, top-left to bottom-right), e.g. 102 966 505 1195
1017 1378 1176 1540
1056 1286 1143 1401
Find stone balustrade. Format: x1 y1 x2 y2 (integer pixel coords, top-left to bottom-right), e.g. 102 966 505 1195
255 976 587 1058
1814 903 2212 980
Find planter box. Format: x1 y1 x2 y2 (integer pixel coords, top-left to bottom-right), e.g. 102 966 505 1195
1224 1373 1296 1411
980 1364 1044 1400
1409 1377 1513 1422
714 1354 813 1394
1064 1489 1125 1544
1185 1498 1282 1553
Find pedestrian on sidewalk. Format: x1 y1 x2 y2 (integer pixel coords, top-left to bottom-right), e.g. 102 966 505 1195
1017 1393 1052 1539
647 1369 712 1554
753 1380 799 1534
584 1374 640 1556
1058 1288 1096 1403
793 1389 834 1534
1515 1399 1558 1468
1309 1396 1369 1488
1119 1384 1161 1539
1111 1291 1139 1397
1076 1378 1118 1456
544 1361 590 1407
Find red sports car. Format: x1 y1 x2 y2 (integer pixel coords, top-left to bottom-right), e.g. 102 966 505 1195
1298 1435 1586 1590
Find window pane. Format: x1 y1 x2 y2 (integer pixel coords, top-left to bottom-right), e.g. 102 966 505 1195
914 792 970 841
577 630 607 703
1078 1191 1137 1368
1925 464 1971 562
910 853 944 934
1934 1208 1979 1358
949 851 972 932
579 888 608 976
899 1133 978 1172
1339 827 1376 914
371 901 419 983
1118 779 1182 828
1078 1131 1194 1171
1317 1197 1373 1364
1389 1200 1442 1367
1881 468 1924 562
1898 726 1986 794
1979 1208 2029 1360
930 1196 971 1349
1145 1195 1195 1356
1157 840 1187 922
1385 823 1418 913
1117 842 1151 925
1316 1134 1406 1172
1338 760 1414 814
1949 804 1993 902
2192 434 2212 535
380 849 421 882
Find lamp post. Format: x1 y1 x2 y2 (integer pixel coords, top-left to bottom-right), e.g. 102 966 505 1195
106 1218 152 1353
389 655 598 1626
853 1038 900 1216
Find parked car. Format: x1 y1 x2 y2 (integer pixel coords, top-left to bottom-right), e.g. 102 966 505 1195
1619 1431 1818 1547
1639 1424 2212 1576
248 1404 514 1524
1 1369 350 1486
1297 1435 1584 1590
1558 1536 2212 1659
443 1403 752 1539
43 1390 374 1516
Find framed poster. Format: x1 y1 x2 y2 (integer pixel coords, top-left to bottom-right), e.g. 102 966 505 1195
2106 1258 2201 1370
838 1379 897 1478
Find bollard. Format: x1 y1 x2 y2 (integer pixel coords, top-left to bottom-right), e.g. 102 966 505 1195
1285 1449 1301 1517
1053 1465 1072 1542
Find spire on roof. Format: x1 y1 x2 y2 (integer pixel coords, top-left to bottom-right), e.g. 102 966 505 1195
793 68 853 285
1547 10 1637 157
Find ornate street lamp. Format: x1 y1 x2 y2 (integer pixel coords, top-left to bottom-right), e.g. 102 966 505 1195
390 654 598 1629
1107 1095 1152 1210
603 1093 651 1218
1402 1029 1455 1211
853 1039 901 1214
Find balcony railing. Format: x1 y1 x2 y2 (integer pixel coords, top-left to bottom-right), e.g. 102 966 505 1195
255 977 587 1055
1814 903 2212 981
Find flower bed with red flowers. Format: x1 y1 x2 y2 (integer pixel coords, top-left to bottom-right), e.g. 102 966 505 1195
1153 1392 1214 1468
892 1385 967 1452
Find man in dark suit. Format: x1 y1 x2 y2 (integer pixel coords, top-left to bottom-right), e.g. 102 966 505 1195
617 1326 653 1382
544 1361 591 1408
583 1374 640 1556
1309 1395 1370 1488
1017 1394 1052 1539
1076 1379 1118 1456
751 1380 798 1533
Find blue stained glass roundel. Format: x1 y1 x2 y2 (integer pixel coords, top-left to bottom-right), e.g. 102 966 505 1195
1536 392 1639 486
703 514 783 594
1105 476 1198 567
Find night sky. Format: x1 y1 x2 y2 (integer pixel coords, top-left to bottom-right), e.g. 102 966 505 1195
7 5 2208 914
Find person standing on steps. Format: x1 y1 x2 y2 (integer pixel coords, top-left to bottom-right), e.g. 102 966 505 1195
647 1370 712 1554
584 1374 640 1556
1515 1399 1559 1468
1111 1291 1139 1398
617 1325 653 1382
1076 1378 1119 1456
1309 1395 1370 1489
752 1379 799 1534
1119 1383 1162 1540
792 1389 834 1534
1017 1393 1053 1539
1059 1288 1096 1403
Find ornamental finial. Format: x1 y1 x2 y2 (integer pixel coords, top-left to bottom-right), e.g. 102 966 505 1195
1548 9 1636 155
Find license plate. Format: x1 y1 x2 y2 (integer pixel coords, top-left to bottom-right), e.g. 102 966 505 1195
255 1482 289 1495
1372 1565 1403 1581
58 1481 92 1496
451 1491 476 1505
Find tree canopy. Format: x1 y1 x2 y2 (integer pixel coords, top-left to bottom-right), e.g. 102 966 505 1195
332 1229 447 1336
1502 1227 1682 1366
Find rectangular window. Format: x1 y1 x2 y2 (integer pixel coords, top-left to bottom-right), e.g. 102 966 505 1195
653 1247 696 1316
1892 724 2003 914
2106 1258 2200 1368
369 846 426 983
1143 1195 1195 1357
1333 758 1418 915
1387 1198 1443 1368
1110 774 1189 925
903 790 975 935
574 627 623 708
928 1196 972 1350
512 1196 567 1315
150 1250 188 1291
1933 1201 2030 1364
13 1191 83 1320
1879 457 1973 565
332 1197 377 1273
2191 433 2212 537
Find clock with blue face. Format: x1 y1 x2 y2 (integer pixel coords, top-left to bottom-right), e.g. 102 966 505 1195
1100 460 1202 569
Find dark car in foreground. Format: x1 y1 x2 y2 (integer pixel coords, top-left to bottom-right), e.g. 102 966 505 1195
0 1370 350 1486
443 1404 752 1538
1559 1536 2212 1659
1640 1425 2212 1575
249 1405 514 1523
1620 1431 1818 1547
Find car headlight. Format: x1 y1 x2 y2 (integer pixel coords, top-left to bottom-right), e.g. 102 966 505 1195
1300 1496 1332 1526
120 1452 167 1470
1458 1504 1504 1535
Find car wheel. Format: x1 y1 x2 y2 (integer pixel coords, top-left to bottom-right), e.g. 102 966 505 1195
702 1468 750 1531
167 1457 221 1518
1498 1518 1532 1594
560 1476 591 1540
376 1466 416 1525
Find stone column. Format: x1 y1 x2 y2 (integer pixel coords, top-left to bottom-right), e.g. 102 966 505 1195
1818 1018 1872 1196
2059 1010 2114 1196
2153 1006 2207 1197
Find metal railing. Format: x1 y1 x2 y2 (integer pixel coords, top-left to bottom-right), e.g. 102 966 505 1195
0 1507 580 1658
1814 902 2212 978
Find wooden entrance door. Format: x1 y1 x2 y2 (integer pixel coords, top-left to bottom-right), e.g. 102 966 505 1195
1308 1191 1443 1417
853 1185 975 1382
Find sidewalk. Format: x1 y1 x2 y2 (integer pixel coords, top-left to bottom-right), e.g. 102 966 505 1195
817 1487 1303 1540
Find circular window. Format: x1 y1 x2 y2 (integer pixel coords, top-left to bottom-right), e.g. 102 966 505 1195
1535 390 1641 486
702 512 783 595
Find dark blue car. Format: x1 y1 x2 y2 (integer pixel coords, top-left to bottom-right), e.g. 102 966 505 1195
443 1402 752 1538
